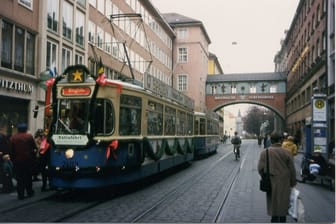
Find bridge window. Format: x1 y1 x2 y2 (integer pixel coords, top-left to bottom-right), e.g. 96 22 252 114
250 85 256 93
211 85 216 94
231 84 237 94
270 85 277 93
178 47 188 63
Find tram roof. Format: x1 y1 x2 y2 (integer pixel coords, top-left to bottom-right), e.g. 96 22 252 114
206 72 287 83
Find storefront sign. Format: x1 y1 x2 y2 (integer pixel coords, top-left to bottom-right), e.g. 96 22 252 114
0 78 33 94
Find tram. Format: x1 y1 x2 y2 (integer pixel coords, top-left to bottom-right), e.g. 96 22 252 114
193 111 221 158
40 64 220 189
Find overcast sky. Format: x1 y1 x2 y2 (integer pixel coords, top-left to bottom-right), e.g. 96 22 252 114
151 0 299 74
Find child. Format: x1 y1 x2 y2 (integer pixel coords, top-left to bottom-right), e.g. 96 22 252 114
2 154 14 193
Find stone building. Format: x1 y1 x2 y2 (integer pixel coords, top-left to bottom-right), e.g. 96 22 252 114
0 0 40 135
274 0 334 154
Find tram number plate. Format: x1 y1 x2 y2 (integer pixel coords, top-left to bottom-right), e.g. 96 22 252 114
62 160 79 169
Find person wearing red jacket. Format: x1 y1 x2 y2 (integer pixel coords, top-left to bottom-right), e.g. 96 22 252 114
10 123 37 200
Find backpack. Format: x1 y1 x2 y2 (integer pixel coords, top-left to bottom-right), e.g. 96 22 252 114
231 136 241 144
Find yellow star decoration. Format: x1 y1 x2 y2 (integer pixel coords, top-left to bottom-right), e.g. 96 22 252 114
72 70 83 81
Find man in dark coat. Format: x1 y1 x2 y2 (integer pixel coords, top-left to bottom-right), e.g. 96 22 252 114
258 132 297 223
10 123 37 199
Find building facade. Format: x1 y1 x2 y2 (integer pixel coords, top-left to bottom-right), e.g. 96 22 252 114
0 0 40 135
87 0 175 86
274 0 334 155
162 13 211 113
208 52 224 75
0 0 218 136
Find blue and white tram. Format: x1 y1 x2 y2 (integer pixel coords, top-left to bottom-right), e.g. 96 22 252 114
42 65 196 188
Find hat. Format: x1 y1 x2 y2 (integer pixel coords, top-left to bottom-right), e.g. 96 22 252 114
288 136 294 141
17 123 27 132
313 148 322 153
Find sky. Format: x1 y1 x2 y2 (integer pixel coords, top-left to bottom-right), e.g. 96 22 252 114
151 0 300 116
151 0 299 74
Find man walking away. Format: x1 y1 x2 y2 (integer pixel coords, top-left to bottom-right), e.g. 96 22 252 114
258 132 297 223
10 123 37 200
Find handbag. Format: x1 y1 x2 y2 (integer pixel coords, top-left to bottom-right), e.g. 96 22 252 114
260 149 272 193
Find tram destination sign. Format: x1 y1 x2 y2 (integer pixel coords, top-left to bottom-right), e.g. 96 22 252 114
144 73 194 110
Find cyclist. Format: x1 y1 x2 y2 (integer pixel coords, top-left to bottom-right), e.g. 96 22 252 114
231 131 242 158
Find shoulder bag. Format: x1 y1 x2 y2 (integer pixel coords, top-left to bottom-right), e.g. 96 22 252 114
259 148 272 193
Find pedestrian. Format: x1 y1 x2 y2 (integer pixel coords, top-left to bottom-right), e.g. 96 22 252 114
308 148 328 176
10 123 37 200
258 132 297 223
281 135 298 156
0 124 10 188
35 129 50 192
231 131 242 157
1 154 14 193
263 133 271 149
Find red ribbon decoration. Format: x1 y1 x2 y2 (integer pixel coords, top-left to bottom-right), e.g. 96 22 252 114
106 140 119 161
39 137 50 155
96 73 122 93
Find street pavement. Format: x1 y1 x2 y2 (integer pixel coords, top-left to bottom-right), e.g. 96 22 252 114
0 140 334 223
218 141 335 223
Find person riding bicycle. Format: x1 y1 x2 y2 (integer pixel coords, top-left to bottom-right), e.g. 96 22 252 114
231 131 242 158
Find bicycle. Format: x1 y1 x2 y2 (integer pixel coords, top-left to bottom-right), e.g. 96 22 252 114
233 144 240 160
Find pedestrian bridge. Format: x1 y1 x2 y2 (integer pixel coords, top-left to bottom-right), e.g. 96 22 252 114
205 72 287 119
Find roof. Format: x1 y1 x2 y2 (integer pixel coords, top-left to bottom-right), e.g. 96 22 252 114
162 13 211 44
206 72 287 83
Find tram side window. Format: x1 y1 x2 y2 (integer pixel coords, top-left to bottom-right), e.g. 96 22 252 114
119 95 141 136
200 118 206 135
164 106 176 135
194 119 199 135
176 110 186 135
147 101 163 135
187 113 193 135
94 99 114 135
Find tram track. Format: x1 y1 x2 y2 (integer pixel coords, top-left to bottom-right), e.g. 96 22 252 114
129 148 243 223
1 144 244 223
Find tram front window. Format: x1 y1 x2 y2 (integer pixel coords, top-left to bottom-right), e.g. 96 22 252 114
56 99 89 134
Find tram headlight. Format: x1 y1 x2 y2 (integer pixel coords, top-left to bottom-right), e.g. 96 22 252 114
65 149 75 159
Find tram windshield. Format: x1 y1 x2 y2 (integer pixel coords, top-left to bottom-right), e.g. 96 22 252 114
55 99 90 134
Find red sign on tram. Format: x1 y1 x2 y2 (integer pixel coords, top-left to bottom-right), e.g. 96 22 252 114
61 87 91 96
